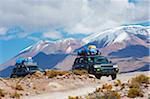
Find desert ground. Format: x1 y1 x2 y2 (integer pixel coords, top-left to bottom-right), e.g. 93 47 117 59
0 71 149 99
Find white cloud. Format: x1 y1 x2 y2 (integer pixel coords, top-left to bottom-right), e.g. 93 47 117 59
0 0 149 36
43 31 63 40
0 27 7 35
26 36 40 41
0 35 14 40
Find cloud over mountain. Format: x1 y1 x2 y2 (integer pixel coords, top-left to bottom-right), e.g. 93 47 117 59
0 0 149 35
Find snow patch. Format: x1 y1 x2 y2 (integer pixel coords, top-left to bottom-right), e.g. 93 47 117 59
66 46 72 53
19 46 32 53
113 32 129 43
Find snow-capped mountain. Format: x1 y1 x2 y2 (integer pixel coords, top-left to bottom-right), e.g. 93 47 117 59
0 25 149 77
19 38 80 54
0 38 82 77
82 25 149 47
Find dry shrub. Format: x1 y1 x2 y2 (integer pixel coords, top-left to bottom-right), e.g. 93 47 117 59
95 87 103 93
120 83 126 90
72 70 88 76
127 88 143 98
102 91 121 99
15 84 24 90
133 74 149 84
68 96 82 99
114 79 122 86
45 70 69 78
129 74 149 89
87 91 121 99
10 92 21 99
32 71 43 77
102 83 112 91
129 82 140 89
127 74 149 98
33 86 36 90
0 88 6 97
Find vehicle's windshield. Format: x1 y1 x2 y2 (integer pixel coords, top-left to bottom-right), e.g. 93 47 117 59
94 57 109 64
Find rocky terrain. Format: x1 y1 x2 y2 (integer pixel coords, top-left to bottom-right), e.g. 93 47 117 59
0 70 149 99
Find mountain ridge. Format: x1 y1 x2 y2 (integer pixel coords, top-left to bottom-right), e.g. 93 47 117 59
0 25 149 77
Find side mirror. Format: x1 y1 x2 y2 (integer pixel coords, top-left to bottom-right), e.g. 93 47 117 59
109 61 112 63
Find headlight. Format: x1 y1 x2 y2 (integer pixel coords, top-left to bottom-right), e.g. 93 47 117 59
94 65 101 68
113 65 118 68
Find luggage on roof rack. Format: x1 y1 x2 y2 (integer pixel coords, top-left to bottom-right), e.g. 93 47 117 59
15 57 37 68
77 45 101 56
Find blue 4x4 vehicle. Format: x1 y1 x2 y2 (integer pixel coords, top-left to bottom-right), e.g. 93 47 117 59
10 57 44 78
72 55 119 80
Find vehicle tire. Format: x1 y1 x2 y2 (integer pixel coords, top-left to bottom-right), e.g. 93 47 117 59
88 68 92 74
111 74 116 80
95 74 101 79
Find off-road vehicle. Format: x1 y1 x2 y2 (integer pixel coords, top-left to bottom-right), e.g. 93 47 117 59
72 55 119 80
10 57 44 78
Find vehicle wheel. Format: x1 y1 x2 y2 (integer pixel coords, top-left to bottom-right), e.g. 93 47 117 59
95 74 101 79
111 74 117 80
88 69 92 74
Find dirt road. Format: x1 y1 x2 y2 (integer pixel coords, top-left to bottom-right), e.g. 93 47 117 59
23 71 150 99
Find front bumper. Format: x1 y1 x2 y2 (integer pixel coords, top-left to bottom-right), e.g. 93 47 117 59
93 68 119 75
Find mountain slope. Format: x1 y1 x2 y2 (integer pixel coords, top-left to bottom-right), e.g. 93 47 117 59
0 38 82 77
82 25 149 47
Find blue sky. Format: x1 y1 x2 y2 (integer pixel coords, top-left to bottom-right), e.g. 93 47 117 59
0 0 149 64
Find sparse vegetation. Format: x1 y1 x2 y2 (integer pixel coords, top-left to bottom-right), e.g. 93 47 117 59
44 69 88 78
72 70 88 76
102 91 121 99
132 74 149 85
10 91 21 99
44 70 69 78
129 81 140 89
127 88 143 98
127 74 149 98
128 74 149 89
15 84 24 90
32 71 43 77
114 79 122 86
102 83 113 91
0 88 6 97
68 96 82 99
67 74 149 99
86 90 121 99
0 70 150 99
33 86 37 90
